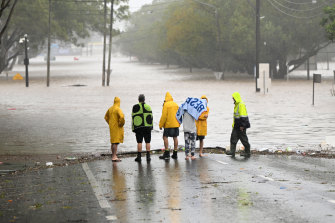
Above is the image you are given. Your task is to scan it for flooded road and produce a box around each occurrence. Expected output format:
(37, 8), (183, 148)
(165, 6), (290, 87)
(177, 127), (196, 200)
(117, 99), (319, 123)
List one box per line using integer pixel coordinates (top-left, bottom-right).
(0, 56), (334, 155)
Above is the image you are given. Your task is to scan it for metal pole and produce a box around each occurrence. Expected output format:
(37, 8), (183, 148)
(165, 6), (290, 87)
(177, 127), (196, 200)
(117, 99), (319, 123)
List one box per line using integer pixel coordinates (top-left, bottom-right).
(312, 74), (315, 106)
(47, 0), (51, 87)
(102, 0), (106, 86)
(215, 10), (224, 79)
(255, 0), (260, 92)
(106, 0), (114, 87)
(307, 58), (310, 80)
(263, 70), (265, 95)
(24, 35), (29, 87)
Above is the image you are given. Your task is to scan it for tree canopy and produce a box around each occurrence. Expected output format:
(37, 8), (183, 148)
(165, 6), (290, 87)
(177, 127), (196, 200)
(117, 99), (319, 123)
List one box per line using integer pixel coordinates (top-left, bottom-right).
(117, 0), (332, 79)
(321, 3), (335, 41)
(0, 0), (129, 73)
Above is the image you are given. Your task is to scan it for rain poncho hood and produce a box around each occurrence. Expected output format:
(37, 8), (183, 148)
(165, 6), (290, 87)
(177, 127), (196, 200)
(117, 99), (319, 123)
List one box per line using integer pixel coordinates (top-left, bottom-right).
(232, 92), (242, 104)
(165, 92), (173, 102)
(105, 97), (125, 143)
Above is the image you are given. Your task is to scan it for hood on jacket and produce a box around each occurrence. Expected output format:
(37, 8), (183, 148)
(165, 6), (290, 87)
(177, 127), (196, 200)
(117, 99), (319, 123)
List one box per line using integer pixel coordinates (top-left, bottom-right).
(232, 92), (242, 104)
(201, 95), (208, 102)
(114, 97), (121, 107)
(165, 92), (173, 102)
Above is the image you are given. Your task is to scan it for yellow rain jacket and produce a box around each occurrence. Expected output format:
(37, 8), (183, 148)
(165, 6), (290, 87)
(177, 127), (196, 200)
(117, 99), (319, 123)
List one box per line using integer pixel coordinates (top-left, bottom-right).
(232, 92), (250, 129)
(159, 92), (180, 129)
(196, 95), (209, 136)
(105, 97), (125, 143)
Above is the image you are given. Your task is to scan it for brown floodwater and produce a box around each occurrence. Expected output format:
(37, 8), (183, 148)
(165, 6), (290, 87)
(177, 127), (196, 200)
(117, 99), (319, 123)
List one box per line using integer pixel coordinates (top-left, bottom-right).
(0, 56), (334, 155)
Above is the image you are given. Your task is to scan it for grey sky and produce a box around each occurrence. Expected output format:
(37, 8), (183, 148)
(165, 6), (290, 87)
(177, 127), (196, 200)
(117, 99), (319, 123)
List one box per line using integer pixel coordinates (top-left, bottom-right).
(128, 0), (153, 12)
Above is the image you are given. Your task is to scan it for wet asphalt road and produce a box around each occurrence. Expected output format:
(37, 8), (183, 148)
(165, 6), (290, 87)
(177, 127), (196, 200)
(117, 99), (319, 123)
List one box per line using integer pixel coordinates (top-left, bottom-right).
(1, 154), (334, 223)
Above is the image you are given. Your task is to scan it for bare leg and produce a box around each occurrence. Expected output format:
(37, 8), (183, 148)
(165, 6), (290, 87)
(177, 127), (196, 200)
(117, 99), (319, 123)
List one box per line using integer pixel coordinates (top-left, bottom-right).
(112, 144), (119, 160)
(199, 139), (206, 157)
(137, 143), (142, 152)
(146, 143), (150, 151)
(173, 137), (178, 151)
(163, 136), (169, 150)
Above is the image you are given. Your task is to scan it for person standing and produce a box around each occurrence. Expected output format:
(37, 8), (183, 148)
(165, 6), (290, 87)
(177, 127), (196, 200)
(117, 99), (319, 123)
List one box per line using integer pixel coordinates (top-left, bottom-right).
(104, 97), (125, 162)
(183, 111), (197, 160)
(132, 94), (153, 162)
(159, 92), (180, 160)
(226, 92), (251, 158)
(196, 95), (209, 157)
(176, 97), (208, 160)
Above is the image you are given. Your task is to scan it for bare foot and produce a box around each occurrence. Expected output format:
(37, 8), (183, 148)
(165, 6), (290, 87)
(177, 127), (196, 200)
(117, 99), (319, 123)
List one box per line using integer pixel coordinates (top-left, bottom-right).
(185, 156), (190, 161)
(191, 156), (196, 160)
(199, 153), (207, 157)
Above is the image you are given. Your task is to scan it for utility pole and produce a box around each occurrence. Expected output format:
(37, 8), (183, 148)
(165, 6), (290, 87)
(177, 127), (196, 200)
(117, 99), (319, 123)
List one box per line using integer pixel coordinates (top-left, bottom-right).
(106, 0), (114, 87)
(102, 0), (107, 86)
(24, 34), (29, 87)
(47, 0), (51, 87)
(215, 9), (224, 79)
(255, 0), (260, 92)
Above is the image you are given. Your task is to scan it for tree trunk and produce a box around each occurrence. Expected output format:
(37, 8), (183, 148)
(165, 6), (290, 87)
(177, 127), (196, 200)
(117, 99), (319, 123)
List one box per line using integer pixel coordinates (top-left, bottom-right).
(274, 58), (287, 79)
(7, 55), (17, 71)
(270, 61), (277, 79)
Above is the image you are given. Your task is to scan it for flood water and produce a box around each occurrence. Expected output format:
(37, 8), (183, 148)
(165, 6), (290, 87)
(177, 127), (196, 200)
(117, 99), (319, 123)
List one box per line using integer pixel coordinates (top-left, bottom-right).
(0, 55), (334, 155)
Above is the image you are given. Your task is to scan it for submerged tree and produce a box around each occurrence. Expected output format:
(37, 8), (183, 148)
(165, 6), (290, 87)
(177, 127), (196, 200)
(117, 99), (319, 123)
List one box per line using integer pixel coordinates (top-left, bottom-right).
(321, 4), (335, 41)
(0, 0), (18, 72)
(117, 0), (332, 79)
(0, 0), (129, 74)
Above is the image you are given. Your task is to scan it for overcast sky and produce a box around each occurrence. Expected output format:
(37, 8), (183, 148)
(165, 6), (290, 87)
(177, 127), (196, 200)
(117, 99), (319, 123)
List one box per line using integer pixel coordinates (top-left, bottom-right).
(128, 0), (153, 12)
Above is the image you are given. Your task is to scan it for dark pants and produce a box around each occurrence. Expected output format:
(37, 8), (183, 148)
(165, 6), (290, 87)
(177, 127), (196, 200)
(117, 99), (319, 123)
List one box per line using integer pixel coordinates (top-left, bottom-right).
(230, 127), (250, 154)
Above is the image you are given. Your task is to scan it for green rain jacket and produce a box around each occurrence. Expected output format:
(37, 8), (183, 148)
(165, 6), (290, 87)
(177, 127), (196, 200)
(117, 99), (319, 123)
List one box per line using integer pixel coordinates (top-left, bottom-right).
(132, 103), (153, 132)
(232, 92), (250, 129)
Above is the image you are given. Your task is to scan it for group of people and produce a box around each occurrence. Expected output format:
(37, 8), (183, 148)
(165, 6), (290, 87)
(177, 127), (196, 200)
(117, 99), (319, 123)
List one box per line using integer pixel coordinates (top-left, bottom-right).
(104, 91), (251, 162)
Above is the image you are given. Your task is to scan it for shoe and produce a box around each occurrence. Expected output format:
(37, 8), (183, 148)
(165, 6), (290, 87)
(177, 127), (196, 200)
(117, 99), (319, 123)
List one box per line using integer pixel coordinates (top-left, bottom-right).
(135, 156), (141, 162)
(171, 150), (178, 159)
(159, 151), (170, 160)
(225, 151), (235, 158)
(146, 152), (151, 162)
(240, 152), (251, 158)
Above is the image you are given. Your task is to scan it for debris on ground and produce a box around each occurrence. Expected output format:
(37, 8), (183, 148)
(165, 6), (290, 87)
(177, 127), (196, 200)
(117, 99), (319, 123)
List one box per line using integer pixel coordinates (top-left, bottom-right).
(65, 157), (77, 161)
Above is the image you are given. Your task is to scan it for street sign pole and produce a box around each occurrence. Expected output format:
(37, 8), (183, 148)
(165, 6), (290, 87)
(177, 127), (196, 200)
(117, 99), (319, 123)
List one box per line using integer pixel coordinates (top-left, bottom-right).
(312, 73), (321, 106)
(24, 35), (29, 87)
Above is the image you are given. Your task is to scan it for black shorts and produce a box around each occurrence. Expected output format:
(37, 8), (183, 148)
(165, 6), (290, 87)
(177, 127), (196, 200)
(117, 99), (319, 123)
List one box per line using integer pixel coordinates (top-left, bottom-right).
(163, 128), (179, 137)
(135, 128), (151, 143)
(196, 135), (205, 140)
